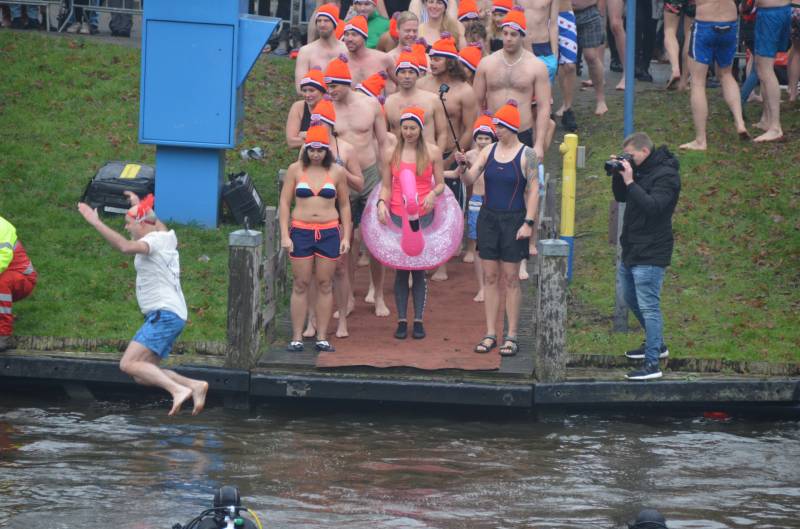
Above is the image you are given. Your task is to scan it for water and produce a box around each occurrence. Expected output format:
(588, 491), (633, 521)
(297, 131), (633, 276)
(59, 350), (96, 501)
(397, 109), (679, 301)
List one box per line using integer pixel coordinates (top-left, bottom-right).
(1, 395), (799, 529)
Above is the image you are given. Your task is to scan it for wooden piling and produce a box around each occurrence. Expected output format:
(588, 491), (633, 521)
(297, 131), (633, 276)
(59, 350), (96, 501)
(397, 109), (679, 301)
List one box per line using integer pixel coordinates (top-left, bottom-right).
(226, 228), (264, 369)
(535, 239), (569, 382)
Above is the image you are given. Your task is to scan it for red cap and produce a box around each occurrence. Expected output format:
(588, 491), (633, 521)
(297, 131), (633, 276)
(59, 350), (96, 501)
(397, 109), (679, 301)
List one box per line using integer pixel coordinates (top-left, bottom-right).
(311, 96), (336, 127)
(316, 3), (340, 27)
(300, 67), (328, 92)
(400, 106), (425, 129)
(492, 0), (512, 13)
(395, 47), (421, 75)
(305, 122), (331, 149)
(458, 0), (480, 21)
(501, 6), (526, 36)
(493, 99), (520, 132)
(458, 42), (483, 73)
(429, 33), (459, 59)
(344, 15), (369, 40)
(357, 70), (389, 98)
(324, 54), (352, 84)
(472, 112), (497, 140)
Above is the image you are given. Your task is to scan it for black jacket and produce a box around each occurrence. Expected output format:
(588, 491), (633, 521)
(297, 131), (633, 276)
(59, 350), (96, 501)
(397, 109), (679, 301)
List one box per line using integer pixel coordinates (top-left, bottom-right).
(612, 146), (681, 267)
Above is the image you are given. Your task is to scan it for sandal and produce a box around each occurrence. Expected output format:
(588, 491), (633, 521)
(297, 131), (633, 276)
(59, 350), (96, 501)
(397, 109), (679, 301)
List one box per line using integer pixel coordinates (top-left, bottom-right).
(286, 340), (304, 352)
(315, 340), (336, 352)
(474, 334), (497, 354)
(499, 337), (519, 357)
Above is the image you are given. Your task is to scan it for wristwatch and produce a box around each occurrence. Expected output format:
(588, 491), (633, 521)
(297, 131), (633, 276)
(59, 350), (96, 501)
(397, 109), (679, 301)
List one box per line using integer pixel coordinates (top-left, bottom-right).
(524, 218), (535, 227)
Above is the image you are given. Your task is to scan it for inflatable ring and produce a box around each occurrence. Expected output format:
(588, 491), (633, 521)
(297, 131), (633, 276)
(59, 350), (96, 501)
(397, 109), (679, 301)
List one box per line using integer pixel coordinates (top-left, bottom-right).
(361, 180), (464, 271)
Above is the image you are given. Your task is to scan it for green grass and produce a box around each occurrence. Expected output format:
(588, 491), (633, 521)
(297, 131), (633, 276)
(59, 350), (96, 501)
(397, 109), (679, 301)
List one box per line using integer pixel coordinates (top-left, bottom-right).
(0, 32), (296, 343)
(1, 31), (798, 363)
(566, 86), (800, 362)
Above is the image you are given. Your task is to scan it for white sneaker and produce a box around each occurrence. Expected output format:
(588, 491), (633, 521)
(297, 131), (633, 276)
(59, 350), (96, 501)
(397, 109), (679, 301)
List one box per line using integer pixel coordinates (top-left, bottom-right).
(79, 22), (90, 34)
(66, 21), (81, 33)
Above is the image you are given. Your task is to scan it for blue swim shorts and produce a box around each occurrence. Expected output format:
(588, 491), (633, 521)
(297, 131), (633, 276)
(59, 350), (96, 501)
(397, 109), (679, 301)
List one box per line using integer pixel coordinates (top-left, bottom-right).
(538, 54), (558, 82)
(689, 20), (738, 68)
(754, 5), (792, 58)
(467, 194), (483, 241)
(289, 219), (341, 260)
(133, 310), (186, 359)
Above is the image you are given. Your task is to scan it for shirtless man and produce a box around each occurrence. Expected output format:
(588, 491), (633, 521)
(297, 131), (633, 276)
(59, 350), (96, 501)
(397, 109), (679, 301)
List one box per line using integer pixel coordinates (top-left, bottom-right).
(473, 7), (551, 163)
(556, 0), (579, 131)
(518, 0), (559, 84)
(752, 0), (792, 142)
(342, 15), (398, 91)
(294, 3), (348, 94)
(571, 0), (607, 115)
(680, 0), (749, 150)
(387, 11), (421, 63)
(325, 56), (392, 317)
(384, 49), (449, 156)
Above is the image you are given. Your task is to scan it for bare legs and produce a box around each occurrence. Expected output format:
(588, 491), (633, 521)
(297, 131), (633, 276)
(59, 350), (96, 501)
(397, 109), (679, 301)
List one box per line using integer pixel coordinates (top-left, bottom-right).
(291, 256), (338, 342)
(481, 259), (522, 346)
(663, 11), (685, 88)
(754, 54), (784, 142)
(290, 258), (313, 342)
(120, 342), (208, 416)
(557, 62), (577, 115)
(681, 60), (747, 150)
(789, 41), (800, 103)
(333, 252), (354, 338)
(607, 0), (626, 90)
(583, 47), (608, 115)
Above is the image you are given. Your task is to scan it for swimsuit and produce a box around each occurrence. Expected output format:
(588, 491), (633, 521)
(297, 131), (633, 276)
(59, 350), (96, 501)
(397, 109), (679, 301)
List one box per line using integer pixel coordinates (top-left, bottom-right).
(558, 11), (578, 65)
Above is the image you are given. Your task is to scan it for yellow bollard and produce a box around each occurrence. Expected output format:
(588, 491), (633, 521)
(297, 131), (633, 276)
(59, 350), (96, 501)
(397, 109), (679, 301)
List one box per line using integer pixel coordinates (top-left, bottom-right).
(558, 133), (578, 280)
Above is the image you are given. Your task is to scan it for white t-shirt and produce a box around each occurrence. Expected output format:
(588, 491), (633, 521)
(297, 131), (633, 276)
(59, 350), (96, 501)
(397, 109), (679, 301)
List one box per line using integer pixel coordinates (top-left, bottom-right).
(134, 230), (188, 321)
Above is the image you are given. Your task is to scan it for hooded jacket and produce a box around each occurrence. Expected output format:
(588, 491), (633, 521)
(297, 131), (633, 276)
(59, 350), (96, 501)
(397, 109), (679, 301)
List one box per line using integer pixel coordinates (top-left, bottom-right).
(612, 145), (681, 267)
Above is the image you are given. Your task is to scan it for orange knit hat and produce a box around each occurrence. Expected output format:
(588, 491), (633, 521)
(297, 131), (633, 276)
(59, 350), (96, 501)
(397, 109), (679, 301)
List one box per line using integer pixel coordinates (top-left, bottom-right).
(325, 54), (352, 84)
(300, 67), (328, 93)
(305, 122), (331, 149)
(335, 19), (345, 39)
(501, 6), (526, 36)
(344, 15), (369, 40)
(316, 3), (340, 27)
(389, 14), (399, 40)
(395, 47), (421, 75)
(312, 96), (336, 127)
(458, 0), (480, 21)
(458, 41), (483, 73)
(429, 33), (459, 59)
(472, 112), (497, 140)
(357, 70), (389, 98)
(412, 39), (429, 71)
(400, 106), (425, 129)
(493, 99), (520, 132)
(492, 0), (512, 12)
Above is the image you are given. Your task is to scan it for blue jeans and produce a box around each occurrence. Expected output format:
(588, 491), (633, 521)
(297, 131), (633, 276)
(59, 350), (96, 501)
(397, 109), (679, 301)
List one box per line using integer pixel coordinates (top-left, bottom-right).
(66, 0), (100, 27)
(618, 263), (666, 366)
(10, 4), (39, 19)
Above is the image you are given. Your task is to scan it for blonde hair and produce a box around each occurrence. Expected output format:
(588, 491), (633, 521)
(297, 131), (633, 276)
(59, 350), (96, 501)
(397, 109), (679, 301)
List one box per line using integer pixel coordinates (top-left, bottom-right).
(391, 123), (431, 177)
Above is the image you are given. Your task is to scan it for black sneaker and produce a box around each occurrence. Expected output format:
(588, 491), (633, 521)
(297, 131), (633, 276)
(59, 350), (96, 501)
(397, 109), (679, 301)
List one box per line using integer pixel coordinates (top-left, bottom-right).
(625, 343), (669, 360)
(561, 108), (578, 132)
(625, 363), (663, 381)
(412, 321), (426, 339)
(394, 321), (408, 339)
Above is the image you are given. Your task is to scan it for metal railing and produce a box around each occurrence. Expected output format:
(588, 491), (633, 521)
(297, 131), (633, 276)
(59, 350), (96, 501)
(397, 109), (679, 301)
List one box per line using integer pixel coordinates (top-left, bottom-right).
(56, 0), (142, 32)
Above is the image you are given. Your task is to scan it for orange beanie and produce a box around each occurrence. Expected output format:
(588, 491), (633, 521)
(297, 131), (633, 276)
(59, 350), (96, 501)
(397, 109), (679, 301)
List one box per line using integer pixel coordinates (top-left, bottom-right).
(472, 112), (497, 140)
(316, 3), (340, 27)
(458, 42), (483, 73)
(395, 48), (421, 75)
(493, 99), (520, 132)
(412, 39), (429, 71)
(492, 0), (512, 13)
(324, 54), (352, 84)
(300, 67), (328, 92)
(312, 96), (336, 127)
(501, 6), (526, 36)
(344, 15), (369, 40)
(458, 0), (480, 21)
(429, 33), (459, 59)
(305, 122), (331, 149)
(357, 70), (389, 98)
(400, 106), (425, 129)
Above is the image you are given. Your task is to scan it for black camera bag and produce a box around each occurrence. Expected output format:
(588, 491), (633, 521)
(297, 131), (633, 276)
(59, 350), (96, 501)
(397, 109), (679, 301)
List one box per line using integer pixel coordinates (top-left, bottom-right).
(81, 161), (156, 215)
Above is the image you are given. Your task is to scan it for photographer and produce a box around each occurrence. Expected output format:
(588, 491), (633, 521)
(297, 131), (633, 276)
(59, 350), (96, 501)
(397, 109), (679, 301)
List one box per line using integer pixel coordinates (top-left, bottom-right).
(610, 132), (681, 381)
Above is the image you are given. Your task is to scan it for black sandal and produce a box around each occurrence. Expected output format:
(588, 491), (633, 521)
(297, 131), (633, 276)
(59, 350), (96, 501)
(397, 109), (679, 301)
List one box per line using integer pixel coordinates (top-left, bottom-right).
(315, 340), (336, 352)
(286, 340), (304, 352)
(499, 337), (519, 357)
(474, 334), (497, 354)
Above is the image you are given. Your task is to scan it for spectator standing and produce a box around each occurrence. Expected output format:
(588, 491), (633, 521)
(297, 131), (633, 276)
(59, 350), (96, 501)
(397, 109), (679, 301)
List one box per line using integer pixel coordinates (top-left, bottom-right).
(9, 4), (39, 29)
(0, 215), (37, 353)
(610, 133), (681, 381)
(354, 0), (391, 48)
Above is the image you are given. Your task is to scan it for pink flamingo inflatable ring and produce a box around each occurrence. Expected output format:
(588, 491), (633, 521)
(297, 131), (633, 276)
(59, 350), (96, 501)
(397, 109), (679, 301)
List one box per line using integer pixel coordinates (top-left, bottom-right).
(361, 168), (464, 270)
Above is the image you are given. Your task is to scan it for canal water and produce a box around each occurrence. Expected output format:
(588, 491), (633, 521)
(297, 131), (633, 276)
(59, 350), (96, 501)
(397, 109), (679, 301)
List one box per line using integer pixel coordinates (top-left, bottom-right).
(0, 395), (798, 529)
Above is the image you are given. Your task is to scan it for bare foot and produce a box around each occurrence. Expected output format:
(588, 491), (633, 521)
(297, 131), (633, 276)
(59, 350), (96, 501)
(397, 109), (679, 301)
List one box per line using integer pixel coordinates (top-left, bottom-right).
(581, 79), (593, 88)
(365, 284), (375, 304)
(374, 297), (390, 317)
(357, 252), (370, 267)
(519, 261), (529, 281)
(679, 140), (707, 151)
(333, 297), (355, 319)
(555, 105), (565, 117)
(431, 268), (448, 281)
(302, 323), (316, 338)
(753, 129), (784, 143)
(169, 386), (192, 416)
(594, 102), (608, 116)
(746, 93), (763, 103)
(752, 120), (768, 131)
(473, 289), (484, 303)
(336, 321), (349, 338)
(191, 381), (209, 416)
(615, 79), (625, 91)
(462, 252), (475, 263)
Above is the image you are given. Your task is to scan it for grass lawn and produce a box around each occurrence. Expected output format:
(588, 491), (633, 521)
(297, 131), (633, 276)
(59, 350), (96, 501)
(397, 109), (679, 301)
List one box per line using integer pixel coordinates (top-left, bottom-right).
(1, 31), (798, 363)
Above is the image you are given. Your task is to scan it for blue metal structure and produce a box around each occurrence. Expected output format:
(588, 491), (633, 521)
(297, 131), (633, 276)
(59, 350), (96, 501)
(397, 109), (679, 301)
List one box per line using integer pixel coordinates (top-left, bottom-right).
(139, 0), (279, 227)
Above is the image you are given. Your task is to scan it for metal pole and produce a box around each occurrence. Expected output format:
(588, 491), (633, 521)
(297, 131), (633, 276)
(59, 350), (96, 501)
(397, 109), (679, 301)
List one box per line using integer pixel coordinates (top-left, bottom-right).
(559, 134), (578, 281)
(613, 0), (637, 332)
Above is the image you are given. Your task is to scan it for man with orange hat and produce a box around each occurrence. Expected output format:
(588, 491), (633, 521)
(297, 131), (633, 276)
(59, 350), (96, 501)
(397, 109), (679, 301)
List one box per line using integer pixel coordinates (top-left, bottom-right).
(458, 41), (484, 83)
(342, 15), (397, 89)
(353, 0), (390, 49)
(295, 3), (348, 94)
(474, 6), (551, 163)
(324, 54), (392, 318)
(0, 215), (37, 353)
(77, 195), (209, 416)
(385, 48), (448, 154)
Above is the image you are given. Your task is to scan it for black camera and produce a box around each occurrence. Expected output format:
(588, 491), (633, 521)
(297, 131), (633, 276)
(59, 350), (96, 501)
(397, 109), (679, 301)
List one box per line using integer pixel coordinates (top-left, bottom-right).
(604, 153), (634, 176)
(172, 485), (260, 529)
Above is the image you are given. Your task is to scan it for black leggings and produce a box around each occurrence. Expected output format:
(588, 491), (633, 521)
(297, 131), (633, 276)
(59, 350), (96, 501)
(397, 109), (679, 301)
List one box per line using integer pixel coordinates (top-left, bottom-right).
(394, 270), (427, 322)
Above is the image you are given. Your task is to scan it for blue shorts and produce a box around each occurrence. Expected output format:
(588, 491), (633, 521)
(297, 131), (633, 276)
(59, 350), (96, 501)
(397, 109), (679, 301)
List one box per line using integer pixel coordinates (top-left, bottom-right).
(532, 42), (558, 82)
(755, 5), (792, 58)
(133, 310), (186, 359)
(289, 220), (341, 260)
(689, 20), (738, 68)
(467, 194), (483, 240)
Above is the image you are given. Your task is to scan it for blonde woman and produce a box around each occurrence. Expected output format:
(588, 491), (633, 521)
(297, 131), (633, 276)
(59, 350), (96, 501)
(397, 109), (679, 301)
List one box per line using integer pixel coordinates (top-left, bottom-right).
(418, 0), (465, 48)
